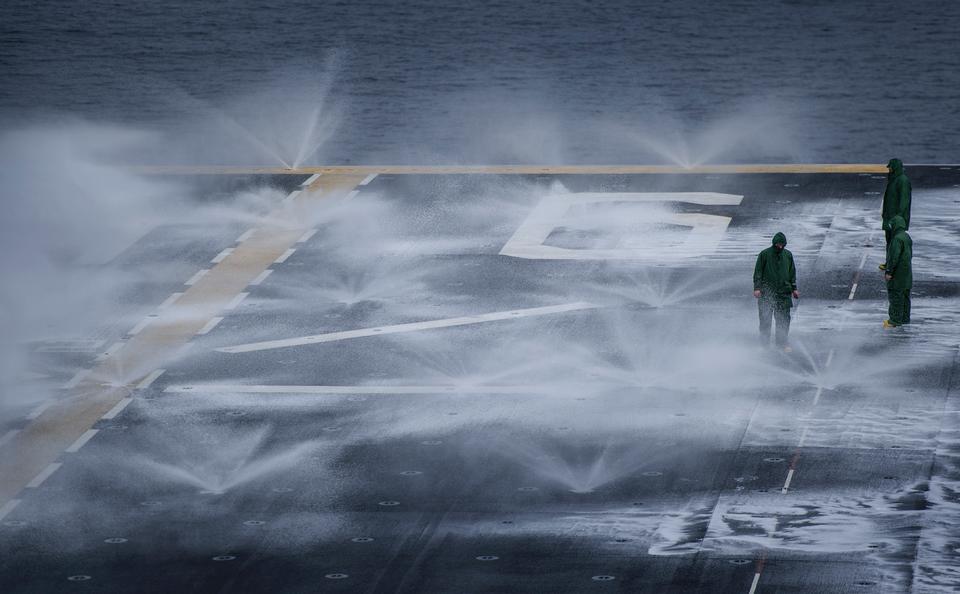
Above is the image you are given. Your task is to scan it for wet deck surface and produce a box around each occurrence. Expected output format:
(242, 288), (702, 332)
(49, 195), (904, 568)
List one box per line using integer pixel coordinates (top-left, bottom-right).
(3, 168), (960, 592)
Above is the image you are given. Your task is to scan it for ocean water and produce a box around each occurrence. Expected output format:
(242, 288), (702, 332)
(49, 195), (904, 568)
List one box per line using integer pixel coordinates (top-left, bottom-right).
(1, 0), (959, 164)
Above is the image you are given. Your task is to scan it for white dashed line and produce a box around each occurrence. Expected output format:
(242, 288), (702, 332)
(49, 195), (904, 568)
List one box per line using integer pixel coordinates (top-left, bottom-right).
(26, 463), (62, 488)
(224, 293), (248, 311)
(0, 429), (19, 447)
(249, 269), (273, 286)
(218, 302), (598, 353)
(781, 468), (795, 494)
(185, 269), (209, 286)
(65, 429), (98, 453)
(159, 292), (183, 309)
(236, 229), (256, 242)
(825, 348), (835, 367)
(748, 571), (762, 594)
(136, 369), (166, 390)
(847, 283), (859, 301)
(62, 369), (90, 390)
(0, 499), (21, 521)
(102, 397), (133, 419)
(858, 251), (869, 270)
(95, 341), (125, 362)
(211, 248), (234, 263)
(274, 249), (296, 264)
(812, 386), (824, 406)
(197, 317), (224, 335)
(282, 190), (302, 205)
(797, 426), (809, 447)
(26, 401), (54, 419)
(302, 173), (322, 186)
(359, 173), (378, 186)
(297, 229), (317, 243)
(128, 317), (153, 336)
(345, 190), (360, 200)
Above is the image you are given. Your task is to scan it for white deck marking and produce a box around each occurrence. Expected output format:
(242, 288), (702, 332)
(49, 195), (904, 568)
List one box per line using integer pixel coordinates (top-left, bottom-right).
(359, 173), (378, 185)
(249, 269), (273, 286)
(197, 317), (224, 335)
(858, 251), (869, 270)
(297, 229), (317, 243)
(282, 190), (302, 205)
(211, 247), (234, 263)
(165, 384), (547, 395)
(345, 190), (359, 200)
(26, 401), (54, 419)
(274, 249), (296, 264)
(136, 369), (166, 390)
(62, 369), (90, 390)
(159, 292), (183, 309)
(748, 572), (762, 594)
(102, 397), (133, 419)
(236, 229), (256, 242)
(812, 386), (824, 406)
(224, 293), (248, 311)
(781, 469), (795, 494)
(847, 283), (859, 300)
(128, 317), (153, 336)
(95, 341), (125, 362)
(825, 348), (835, 367)
(185, 269), (210, 286)
(0, 499), (20, 521)
(0, 430), (19, 447)
(301, 173), (322, 186)
(797, 427), (809, 447)
(26, 463), (62, 488)
(217, 302), (598, 353)
(65, 429), (99, 453)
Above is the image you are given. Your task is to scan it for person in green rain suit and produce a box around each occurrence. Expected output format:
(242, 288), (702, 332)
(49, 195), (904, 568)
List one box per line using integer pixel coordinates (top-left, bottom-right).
(880, 158), (911, 251)
(753, 232), (799, 350)
(883, 215), (912, 327)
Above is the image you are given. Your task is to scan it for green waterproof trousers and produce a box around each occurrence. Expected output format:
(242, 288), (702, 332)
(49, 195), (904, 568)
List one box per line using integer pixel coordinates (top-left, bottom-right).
(887, 286), (911, 326)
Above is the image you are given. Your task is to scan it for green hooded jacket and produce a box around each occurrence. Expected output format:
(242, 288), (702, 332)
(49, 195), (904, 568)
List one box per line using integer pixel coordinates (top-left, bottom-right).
(753, 232), (797, 304)
(882, 158), (911, 231)
(884, 215), (913, 290)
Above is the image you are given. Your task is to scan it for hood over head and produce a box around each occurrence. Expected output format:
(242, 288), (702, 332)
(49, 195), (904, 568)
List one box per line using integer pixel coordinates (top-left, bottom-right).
(890, 215), (907, 233)
(887, 158), (904, 178)
(772, 231), (787, 247)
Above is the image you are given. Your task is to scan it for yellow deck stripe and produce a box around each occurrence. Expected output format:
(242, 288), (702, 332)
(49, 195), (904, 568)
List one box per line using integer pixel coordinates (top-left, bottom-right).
(0, 175), (366, 507)
(130, 164), (890, 175)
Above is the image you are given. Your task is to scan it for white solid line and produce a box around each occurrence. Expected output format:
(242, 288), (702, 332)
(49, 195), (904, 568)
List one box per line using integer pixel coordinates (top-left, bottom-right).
(858, 252), (869, 270)
(345, 190), (360, 200)
(748, 572), (761, 594)
(224, 293), (248, 311)
(65, 429), (99, 453)
(211, 248), (234, 263)
(812, 386), (824, 406)
(102, 397), (133, 419)
(165, 384), (546, 395)
(847, 283), (858, 301)
(218, 302), (599, 354)
(26, 462), (62, 488)
(159, 292), (183, 309)
(360, 173), (378, 185)
(26, 401), (54, 419)
(197, 317), (224, 335)
(302, 173), (322, 186)
(0, 429), (19, 447)
(0, 499), (21, 521)
(781, 468), (795, 494)
(297, 229), (317, 243)
(274, 249), (296, 264)
(236, 229), (256, 242)
(185, 269), (209, 286)
(95, 341), (125, 362)
(136, 369), (166, 390)
(282, 190), (302, 205)
(128, 317), (153, 336)
(63, 369), (90, 389)
(250, 269), (273, 286)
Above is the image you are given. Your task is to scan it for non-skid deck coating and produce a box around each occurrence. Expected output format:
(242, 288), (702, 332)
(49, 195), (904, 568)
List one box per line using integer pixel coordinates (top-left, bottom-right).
(3, 167), (960, 593)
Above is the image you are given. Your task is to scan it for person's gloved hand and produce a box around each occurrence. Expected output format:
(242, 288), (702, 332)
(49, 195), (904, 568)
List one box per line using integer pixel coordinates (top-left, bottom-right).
(753, 290), (761, 298)
(792, 290), (800, 299)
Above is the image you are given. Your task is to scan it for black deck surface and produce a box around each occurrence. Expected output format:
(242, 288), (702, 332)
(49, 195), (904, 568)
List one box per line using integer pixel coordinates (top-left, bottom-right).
(3, 168), (960, 592)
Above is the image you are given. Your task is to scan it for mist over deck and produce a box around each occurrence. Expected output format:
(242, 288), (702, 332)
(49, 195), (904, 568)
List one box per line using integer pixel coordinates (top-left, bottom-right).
(2, 165), (960, 593)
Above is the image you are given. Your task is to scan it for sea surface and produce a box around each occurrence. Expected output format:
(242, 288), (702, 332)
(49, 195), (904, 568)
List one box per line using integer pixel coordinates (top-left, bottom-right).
(1, 0), (959, 164)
